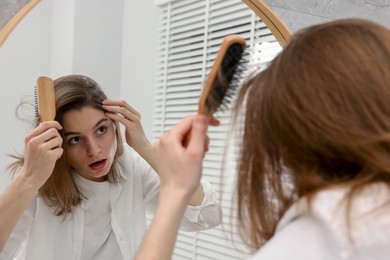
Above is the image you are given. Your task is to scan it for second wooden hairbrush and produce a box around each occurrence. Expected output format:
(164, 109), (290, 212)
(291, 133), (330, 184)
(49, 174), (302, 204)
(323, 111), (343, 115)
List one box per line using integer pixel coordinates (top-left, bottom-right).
(185, 35), (247, 146)
(35, 76), (56, 122)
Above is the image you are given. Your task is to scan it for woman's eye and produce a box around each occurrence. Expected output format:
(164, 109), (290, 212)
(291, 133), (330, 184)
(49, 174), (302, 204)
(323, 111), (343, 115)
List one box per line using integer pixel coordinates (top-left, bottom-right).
(97, 126), (107, 135)
(69, 136), (80, 145)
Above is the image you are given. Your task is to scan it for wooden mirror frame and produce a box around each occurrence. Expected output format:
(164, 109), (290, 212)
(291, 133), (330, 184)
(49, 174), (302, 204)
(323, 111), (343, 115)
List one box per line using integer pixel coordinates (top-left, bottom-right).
(0, 0), (289, 48)
(0, 0), (41, 47)
(242, 0), (291, 46)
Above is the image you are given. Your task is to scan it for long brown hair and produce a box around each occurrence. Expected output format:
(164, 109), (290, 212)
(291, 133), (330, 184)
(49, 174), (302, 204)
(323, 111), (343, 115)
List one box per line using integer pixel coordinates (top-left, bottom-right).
(234, 19), (390, 250)
(10, 75), (124, 215)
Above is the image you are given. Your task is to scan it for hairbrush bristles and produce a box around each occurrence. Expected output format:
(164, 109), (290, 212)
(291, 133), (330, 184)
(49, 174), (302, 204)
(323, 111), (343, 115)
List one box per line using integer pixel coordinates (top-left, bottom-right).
(199, 35), (247, 116)
(206, 43), (247, 113)
(34, 86), (39, 118)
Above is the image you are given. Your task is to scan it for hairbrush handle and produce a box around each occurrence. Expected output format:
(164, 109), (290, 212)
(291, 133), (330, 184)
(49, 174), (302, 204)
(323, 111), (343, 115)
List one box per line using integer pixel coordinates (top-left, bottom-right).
(242, 0), (291, 46)
(36, 76), (56, 122)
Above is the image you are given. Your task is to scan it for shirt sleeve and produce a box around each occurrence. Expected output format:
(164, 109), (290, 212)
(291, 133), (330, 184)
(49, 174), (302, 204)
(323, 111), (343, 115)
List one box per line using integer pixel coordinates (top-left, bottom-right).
(1, 196), (37, 259)
(179, 180), (222, 231)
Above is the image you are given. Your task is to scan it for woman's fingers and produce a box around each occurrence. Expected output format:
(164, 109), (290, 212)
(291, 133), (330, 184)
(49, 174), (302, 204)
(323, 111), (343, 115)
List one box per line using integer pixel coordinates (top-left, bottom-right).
(24, 121), (62, 144)
(22, 121), (64, 187)
(104, 106), (140, 121)
(102, 99), (141, 117)
(28, 128), (62, 153)
(102, 99), (141, 131)
(186, 115), (209, 155)
(27, 132), (63, 157)
(41, 134), (63, 151)
(104, 111), (131, 126)
(209, 116), (220, 126)
(102, 99), (149, 152)
(103, 99), (139, 113)
(162, 115), (209, 154)
(153, 115), (210, 199)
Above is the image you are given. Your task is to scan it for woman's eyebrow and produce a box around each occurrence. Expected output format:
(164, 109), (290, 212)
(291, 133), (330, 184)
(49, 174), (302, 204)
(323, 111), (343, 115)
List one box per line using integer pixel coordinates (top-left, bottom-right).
(93, 118), (110, 129)
(63, 118), (110, 136)
(63, 130), (79, 137)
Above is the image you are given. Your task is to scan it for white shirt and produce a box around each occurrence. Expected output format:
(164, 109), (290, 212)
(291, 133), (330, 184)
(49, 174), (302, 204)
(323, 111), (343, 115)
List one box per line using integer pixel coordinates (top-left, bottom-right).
(73, 173), (121, 260)
(1, 144), (222, 260)
(248, 183), (390, 260)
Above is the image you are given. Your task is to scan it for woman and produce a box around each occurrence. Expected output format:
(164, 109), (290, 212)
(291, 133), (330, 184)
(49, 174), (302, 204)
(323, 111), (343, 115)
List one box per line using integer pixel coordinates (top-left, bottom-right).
(135, 18), (390, 259)
(0, 75), (222, 259)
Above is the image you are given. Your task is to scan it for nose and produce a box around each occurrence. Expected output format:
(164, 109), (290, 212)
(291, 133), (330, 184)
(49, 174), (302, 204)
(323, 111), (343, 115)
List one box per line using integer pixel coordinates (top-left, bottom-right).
(86, 138), (101, 156)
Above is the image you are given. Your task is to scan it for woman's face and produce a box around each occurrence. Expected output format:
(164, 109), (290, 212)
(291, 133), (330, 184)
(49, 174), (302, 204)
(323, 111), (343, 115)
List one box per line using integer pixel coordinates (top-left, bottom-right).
(62, 106), (117, 182)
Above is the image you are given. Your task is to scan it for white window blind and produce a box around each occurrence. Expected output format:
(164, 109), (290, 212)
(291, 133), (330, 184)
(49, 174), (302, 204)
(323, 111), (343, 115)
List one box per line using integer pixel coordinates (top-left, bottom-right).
(152, 0), (282, 259)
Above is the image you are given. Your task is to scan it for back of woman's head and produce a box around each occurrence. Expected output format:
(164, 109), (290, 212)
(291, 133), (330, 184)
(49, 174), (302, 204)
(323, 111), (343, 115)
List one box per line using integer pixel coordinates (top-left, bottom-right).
(235, 18), (390, 249)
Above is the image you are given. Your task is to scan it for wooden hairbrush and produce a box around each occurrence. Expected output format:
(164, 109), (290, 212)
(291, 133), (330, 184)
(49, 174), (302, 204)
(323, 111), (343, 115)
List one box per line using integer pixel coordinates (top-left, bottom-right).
(185, 35), (247, 146)
(35, 76), (56, 122)
(198, 35), (246, 116)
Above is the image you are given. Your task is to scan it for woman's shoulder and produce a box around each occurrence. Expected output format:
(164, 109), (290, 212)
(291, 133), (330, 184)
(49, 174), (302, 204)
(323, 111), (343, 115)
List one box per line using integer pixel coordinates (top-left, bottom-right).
(249, 211), (338, 260)
(274, 183), (390, 259)
(310, 183), (390, 224)
(280, 183), (390, 224)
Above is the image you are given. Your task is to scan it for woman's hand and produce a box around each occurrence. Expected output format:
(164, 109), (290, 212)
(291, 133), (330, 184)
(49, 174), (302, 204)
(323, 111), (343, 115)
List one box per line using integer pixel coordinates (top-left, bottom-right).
(102, 99), (150, 153)
(153, 115), (210, 200)
(22, 121), (63, 189)
(0, 121), (62, 250)
(135, 115), (210, 260)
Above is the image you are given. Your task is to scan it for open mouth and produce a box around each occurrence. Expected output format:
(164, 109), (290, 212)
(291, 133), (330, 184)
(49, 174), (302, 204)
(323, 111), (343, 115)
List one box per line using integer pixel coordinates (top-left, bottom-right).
(88, 159), (107, 170)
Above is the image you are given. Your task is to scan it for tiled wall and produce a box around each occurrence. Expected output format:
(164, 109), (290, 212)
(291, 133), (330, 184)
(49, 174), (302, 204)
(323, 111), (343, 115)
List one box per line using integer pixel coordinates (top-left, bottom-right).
(263, 0), (390, 32)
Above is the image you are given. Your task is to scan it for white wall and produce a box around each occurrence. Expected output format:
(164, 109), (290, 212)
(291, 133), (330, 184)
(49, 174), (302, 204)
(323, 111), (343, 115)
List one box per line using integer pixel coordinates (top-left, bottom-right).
(120, 0), (158, 138)
(49, 0), (75, 76)
(0, 0), (159, 191)
(72, 0), (124, 99)
(0, 0), (52, 191)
